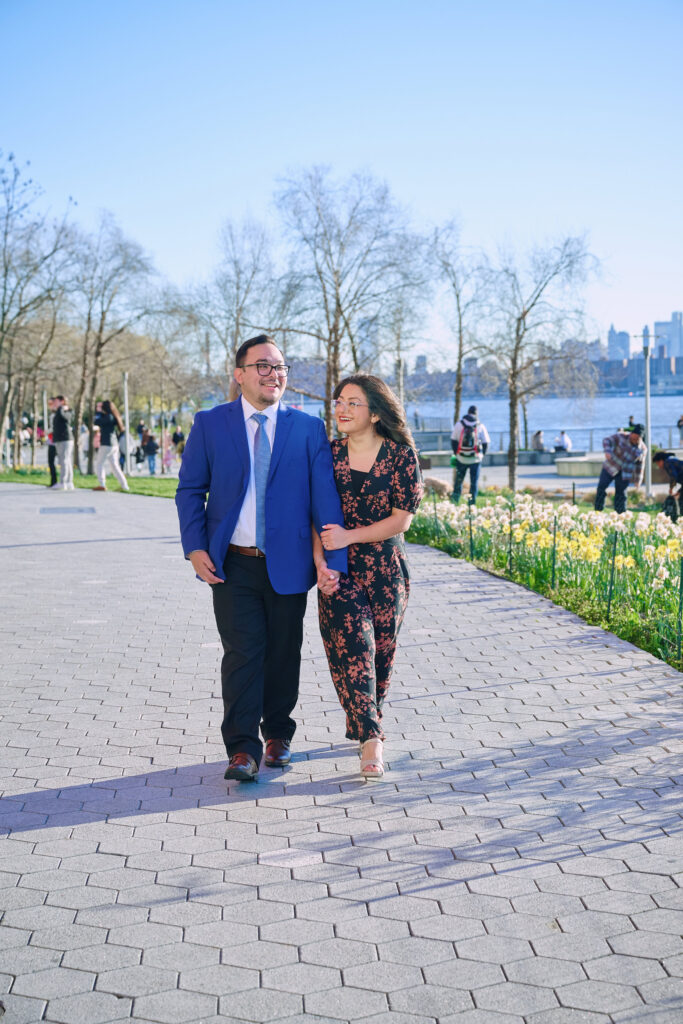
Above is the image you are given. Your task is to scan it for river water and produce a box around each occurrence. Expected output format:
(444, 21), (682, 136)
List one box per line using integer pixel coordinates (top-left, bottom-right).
(404, 393), (683, 450)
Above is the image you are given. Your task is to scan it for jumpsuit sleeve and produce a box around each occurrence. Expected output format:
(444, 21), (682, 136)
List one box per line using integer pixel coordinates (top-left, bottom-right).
(391, 445), (424, 513)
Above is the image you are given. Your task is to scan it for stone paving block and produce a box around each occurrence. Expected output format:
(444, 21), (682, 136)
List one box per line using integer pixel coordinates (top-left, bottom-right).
(557, 979), (642, 1013)
(44, 989), (133, 1023)
(304, 985), (388, 1020)
(142, 941), (220, 971)
(11, 966), (95, 999)
(300, 937), (377, 967)
(526, 1011), (610, 1024)
(343, 960), (423, 992)
(178, 963), (259, 994)
(378, 936), (454, 966)
(134, 988), (218, 1022)
(220, 939), (299, 969)
(260, 918), (335, 946)
(455, 934), (533, 963)
(424, 959), (505, 990)
(31, 922), (108, 950)
(0, 993), (48, 1023)
(608, 930), (683, 959)
(107, 921), (183, 948)
(262, 962), (342, 993)
(62, 944), (142, 973)
(389, 984), (472, 1017)
(96, 964), (179, 996)
(220, 987), (303, 1021)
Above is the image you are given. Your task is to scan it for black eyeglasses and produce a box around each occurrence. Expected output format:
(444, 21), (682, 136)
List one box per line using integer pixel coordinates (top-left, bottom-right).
(239, 362), (290, 377)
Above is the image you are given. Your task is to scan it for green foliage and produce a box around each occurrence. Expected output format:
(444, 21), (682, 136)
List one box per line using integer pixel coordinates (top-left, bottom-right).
(0, 468), (178, 498)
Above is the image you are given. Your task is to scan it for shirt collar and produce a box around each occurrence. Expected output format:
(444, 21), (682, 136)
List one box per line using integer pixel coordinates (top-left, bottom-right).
(240, 395), (279, 424)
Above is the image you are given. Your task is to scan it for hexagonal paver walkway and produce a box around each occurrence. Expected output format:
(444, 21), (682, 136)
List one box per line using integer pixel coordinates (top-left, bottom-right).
(1, 482), (682, 1024)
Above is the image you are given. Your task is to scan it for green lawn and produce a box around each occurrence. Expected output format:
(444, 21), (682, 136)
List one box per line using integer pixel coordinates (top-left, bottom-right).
(0, 467), (179, 498)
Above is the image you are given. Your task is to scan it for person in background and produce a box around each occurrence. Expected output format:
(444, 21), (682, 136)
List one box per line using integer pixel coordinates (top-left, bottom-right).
(117, 429), (129, 471)
(46, 397), (58, 488)
(531, 430), (545, 452)
(677, 415), (683, 443)
(52, 395), (74, 491)
(137, 419), (146, 442)
(594, 424), (646, 514)
(172, 426), (185, 449)
(554, 430), (572, 452)
(93, 400), (130, 492)
(653, 451), (683, 515)
(144, 432), (159, 475)
(450, 405), (490, 505)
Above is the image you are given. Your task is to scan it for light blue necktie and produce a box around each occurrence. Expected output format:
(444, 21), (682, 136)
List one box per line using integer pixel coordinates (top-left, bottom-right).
(251, 413), (271, 551)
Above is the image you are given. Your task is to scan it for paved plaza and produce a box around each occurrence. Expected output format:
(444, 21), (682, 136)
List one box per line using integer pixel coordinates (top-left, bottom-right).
(1, 482), (682, 1024)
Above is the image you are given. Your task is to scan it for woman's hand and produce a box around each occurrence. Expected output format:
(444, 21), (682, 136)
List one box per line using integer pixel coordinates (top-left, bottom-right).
(320, 524), (352, 551)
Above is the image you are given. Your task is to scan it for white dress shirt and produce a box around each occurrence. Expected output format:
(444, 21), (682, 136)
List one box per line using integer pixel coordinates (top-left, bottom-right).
(230, 396), (279, 547)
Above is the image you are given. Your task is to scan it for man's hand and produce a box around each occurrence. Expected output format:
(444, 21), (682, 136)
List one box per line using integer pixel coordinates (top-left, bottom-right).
(189, 549), (223, 584)
(316, 560), (340, 596)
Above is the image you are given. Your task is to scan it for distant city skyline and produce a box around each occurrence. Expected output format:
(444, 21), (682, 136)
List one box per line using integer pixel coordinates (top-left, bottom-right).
(3, 0), (681, 348)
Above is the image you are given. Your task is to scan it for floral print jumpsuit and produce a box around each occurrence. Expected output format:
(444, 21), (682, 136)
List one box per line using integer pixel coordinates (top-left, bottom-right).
(318, 437), (424, 742)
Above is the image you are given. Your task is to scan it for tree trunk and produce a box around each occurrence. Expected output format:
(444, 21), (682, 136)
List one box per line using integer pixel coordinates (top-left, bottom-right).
(30, 379), (38, 468)
(13, 378), (25, 468)
(507, 389), (518, 491)
(0, 378), (15, 470)
(453, 330), (463, 424)
(520, 399), (529, 449)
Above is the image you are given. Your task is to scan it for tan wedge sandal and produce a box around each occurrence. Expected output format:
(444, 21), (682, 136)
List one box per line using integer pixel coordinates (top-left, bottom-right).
(360, 738), (384, 780)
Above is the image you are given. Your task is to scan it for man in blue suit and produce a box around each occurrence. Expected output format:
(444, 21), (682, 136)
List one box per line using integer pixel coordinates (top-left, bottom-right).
(176, 335), (347, 781)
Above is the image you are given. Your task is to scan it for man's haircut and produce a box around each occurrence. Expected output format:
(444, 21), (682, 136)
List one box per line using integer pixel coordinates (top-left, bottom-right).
(53, 395), (65, 402)
(653, 451), (674, 462)
(234, 334), (282, 368)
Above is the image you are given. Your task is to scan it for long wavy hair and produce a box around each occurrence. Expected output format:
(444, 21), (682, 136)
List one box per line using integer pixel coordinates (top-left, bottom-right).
(101, 400), (124, 434)
(334, 374), (416, 450)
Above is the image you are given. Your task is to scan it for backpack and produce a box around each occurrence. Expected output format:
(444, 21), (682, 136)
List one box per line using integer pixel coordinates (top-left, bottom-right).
(457, 420), (480, 457)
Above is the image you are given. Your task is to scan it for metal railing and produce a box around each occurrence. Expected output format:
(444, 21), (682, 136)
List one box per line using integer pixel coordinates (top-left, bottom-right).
(413, 422), (681, 452)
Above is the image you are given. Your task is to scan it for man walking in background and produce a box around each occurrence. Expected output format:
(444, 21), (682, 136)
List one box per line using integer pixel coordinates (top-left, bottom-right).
(176, 334), (346, 782)
(594, 424), (647, 513)
(52, 395), (74, 491)
(451, 404), (490, 504)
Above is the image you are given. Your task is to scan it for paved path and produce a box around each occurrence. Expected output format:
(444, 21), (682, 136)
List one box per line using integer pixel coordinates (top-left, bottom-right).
(1, 482), (682, 1024)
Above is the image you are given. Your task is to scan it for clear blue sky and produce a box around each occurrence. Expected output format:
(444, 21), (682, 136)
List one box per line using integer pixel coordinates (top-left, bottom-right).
(3, 0), (681, 347)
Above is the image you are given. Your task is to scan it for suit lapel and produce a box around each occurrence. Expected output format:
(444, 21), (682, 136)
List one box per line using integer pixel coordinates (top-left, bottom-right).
(269, 405), (294, 479)
(222, 400), (250, 477)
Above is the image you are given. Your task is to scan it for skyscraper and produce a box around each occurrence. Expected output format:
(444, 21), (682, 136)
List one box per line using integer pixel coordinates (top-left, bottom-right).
(607, 325), (630, 360)
(654, 312), (683, 359)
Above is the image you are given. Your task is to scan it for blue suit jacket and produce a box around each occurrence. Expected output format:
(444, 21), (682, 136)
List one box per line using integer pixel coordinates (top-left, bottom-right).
(175, 400), (347, 593)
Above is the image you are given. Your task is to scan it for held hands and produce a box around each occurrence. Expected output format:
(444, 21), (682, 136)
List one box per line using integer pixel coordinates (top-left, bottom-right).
(320, 523), (352, 551)
(316, 560), (340, 596)
(189, 549), (223, 584)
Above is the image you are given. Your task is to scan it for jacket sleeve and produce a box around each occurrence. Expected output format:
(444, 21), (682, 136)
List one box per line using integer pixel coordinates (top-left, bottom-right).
(310, 423), (347, 575)
(175, 414), (211, 557)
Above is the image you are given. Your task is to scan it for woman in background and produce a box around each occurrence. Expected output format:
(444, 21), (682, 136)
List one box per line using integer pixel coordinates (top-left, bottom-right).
(315, 375), (423, 780)
(93, 400), (129, 492)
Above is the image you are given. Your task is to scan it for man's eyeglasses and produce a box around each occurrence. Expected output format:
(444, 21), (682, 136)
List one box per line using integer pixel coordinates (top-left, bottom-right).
(239, 362), (290, 377)
(333, 398), (368, 410)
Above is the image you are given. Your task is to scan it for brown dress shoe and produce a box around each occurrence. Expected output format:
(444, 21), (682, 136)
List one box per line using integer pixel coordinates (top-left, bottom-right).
(224, 753), (259, 782)
(264, 739), (291, 767)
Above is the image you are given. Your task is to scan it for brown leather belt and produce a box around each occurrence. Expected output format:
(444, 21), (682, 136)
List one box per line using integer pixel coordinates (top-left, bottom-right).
(228, 544), (265, 558)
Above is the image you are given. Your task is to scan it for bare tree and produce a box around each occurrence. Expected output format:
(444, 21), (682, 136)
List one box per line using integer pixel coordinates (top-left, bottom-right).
(479, 236), (598, 490)
(70, 213), (154, 472)
(431, 220), (489, 423)
(0, 152), (74, 463)
(276, 167), (422, 431)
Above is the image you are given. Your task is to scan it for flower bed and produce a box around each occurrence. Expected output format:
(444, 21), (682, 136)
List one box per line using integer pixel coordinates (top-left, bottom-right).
(407, 494), (683, 669)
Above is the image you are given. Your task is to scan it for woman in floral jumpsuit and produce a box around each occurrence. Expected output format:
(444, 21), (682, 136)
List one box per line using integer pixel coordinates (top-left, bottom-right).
(316, 374), (424, 779)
